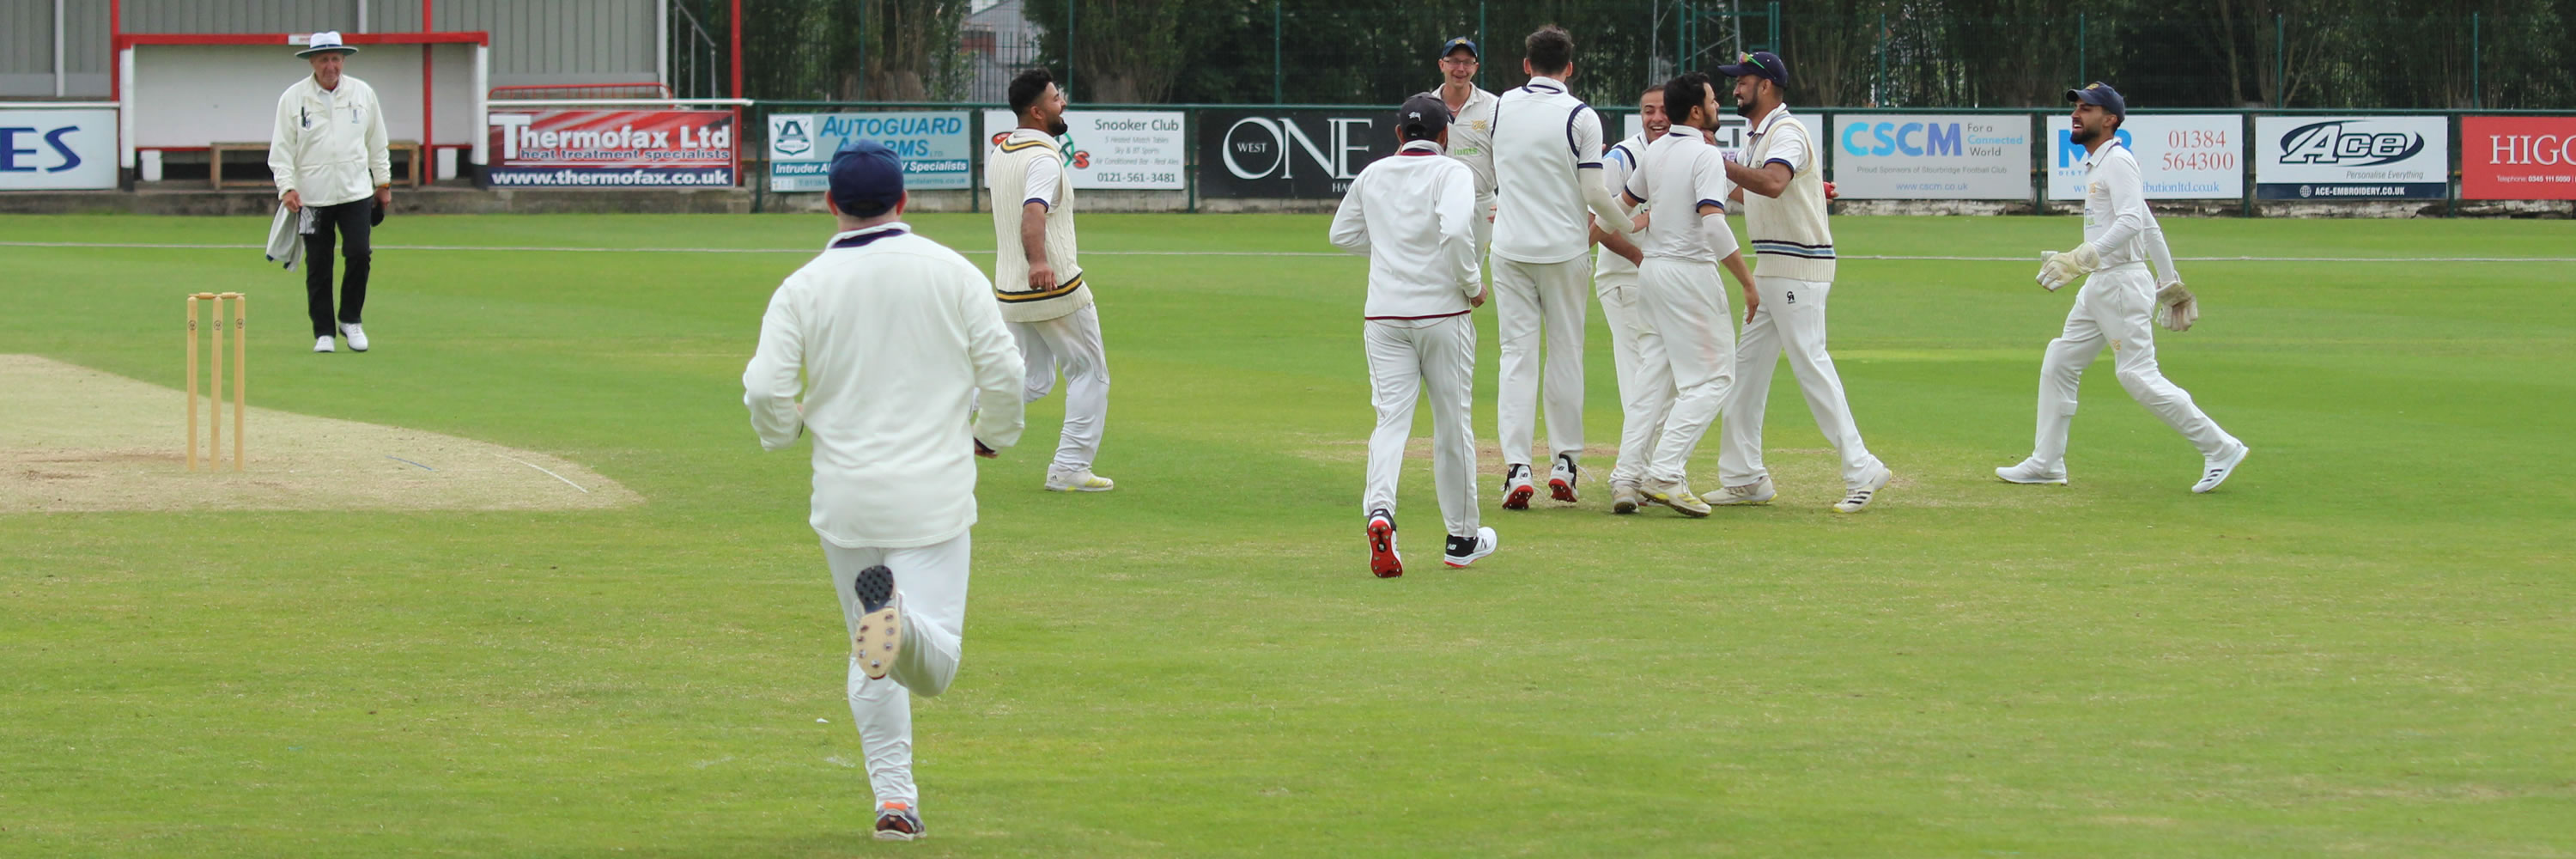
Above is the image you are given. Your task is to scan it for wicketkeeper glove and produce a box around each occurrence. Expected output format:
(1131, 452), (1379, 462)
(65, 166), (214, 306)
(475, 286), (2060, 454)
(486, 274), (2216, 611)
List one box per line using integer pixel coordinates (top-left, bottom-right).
(2035, 242), (2102, 292)
(2154, 280), (2198, 332)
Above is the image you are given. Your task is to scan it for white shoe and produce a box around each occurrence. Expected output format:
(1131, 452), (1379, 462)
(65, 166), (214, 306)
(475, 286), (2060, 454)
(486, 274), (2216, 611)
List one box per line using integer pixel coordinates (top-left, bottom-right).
(1710, 477), (1776, 506)
(1833, 465), (1893, 513)
(850, 564), (902, 681)
(1641, 478), (1711, 517)
(339, 321), (368, 352)
(1499, 464), (1534, 510)
(313, 335), (335, 353)
(1044, 468), (1115, 492)
(1995, 458), (2069, 484)
(1546, 453), (1581, 503)
(1610, 481), (1641, 515)
(1443, 527), (1498, 568)
(2191, 442), (2250, 494)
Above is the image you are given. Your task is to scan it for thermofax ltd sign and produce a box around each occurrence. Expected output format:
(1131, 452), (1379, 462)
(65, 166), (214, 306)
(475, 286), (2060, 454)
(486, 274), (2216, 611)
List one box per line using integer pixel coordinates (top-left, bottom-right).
(0, 107), (118, 191)
(2048, 115), (2243, 200)
(2254, 116), (2446, 199)
(769, 112), (969, 192)
(1195, 111), (1398, 198)
(2460, 116), (2576, 200)
(1832, 114), (2032, 199)
(486, 109), (736, 187)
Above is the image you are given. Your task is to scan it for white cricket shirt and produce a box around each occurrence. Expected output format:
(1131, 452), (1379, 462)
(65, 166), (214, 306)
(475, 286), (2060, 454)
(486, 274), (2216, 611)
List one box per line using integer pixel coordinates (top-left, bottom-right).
(1489, 76), (1607, 264)
(2079, 143), (2178, 278)
(744, 222), (1028, 549)
(1594, 132), (1649, 277)
(268, 74), (391, 207)
(1328, 140), (1483, 322)
(1440, 85), (1501, 199)
(1625, 130), (1740, 263)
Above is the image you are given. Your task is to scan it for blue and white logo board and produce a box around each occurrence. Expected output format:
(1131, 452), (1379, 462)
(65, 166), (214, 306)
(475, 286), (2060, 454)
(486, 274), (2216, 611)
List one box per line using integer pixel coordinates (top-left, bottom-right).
(1830, 114), (2032, 199)
(1, 108), (118, 191)
(767, 112), (972, 192)
(2048, 115), (2244, 200)
(2254, 115), (2448, 200)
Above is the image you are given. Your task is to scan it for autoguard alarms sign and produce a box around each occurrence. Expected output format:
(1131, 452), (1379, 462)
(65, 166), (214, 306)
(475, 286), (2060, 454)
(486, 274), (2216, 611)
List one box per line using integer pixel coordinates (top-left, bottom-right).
(2254, 116), (2445, 199)
(487, 109), (737, 187)
(2461, 116), (2576, 200)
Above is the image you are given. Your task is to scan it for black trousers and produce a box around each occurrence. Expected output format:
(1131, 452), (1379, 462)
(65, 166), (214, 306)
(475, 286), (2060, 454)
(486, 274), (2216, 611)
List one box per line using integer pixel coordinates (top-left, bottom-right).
(303, 199), (372, 338)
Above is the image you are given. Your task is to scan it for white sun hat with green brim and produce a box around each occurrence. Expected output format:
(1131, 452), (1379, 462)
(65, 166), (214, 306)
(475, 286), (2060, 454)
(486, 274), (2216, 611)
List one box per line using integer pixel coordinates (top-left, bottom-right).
(295, 31), (358, 58)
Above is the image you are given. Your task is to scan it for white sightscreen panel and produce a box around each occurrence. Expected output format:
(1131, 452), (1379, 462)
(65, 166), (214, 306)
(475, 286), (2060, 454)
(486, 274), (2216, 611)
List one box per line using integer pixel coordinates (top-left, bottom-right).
(134, 43), (477, 148)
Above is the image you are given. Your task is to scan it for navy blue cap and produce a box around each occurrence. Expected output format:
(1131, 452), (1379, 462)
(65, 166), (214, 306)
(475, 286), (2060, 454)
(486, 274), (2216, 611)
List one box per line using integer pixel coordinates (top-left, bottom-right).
(1716, 51), (1788, 86)
(1399, 92), (1452, 141)
(2067, 81), (2126, 117)
(828, 139), (903, 217)
(1440, 37), (1478, 59)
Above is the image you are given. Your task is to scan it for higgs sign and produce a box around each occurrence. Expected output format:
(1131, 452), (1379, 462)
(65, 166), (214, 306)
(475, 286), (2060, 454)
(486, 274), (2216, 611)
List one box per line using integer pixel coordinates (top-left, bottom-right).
(2255, 116), (2447, 199)
(1831, 114), (2032, 199)
(0, 107), (118, 191)
(1196, 111), (1397, 198)
(2049, 114), (2243, 200)
(769, 112), (970, 192)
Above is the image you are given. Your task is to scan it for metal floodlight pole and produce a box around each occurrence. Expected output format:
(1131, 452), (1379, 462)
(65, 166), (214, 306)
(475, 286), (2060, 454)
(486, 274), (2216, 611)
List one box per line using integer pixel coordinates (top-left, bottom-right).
(2077, 14), (2086, 84)
(1476, 1), (1485, 90)
(1066, 0), (1076, 101)
(2470, 12), (2480, 109)
(1875, 11), (1886, 106)
(1273, 1), (1282, 105)
(857, 0), (868, 100)
(2273, 15), (2284, 108)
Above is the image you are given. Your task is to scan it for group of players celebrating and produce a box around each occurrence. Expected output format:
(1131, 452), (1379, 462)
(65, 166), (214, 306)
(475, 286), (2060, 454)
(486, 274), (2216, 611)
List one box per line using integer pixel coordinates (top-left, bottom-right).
(1334, 27), (2250, 577)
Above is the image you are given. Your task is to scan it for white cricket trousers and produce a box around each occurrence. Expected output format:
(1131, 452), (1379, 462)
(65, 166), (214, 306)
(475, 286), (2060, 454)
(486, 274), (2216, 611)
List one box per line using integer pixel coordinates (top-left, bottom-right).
(823, 532), (972, 809)
(1633, 258), (1738, 485)
(1011, 304), (1109, 472)
(1492, 257), (1589, 468)
(1717, 276), (1884, 489)
(2029, 263), (2238, 464)
(1595, 271), (1663, 487)
(1361, 315), (1481, 538)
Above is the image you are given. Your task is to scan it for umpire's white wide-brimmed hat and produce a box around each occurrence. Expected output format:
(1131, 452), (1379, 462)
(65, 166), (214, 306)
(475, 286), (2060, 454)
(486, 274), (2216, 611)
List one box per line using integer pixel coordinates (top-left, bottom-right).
(296, 31), (358, 58)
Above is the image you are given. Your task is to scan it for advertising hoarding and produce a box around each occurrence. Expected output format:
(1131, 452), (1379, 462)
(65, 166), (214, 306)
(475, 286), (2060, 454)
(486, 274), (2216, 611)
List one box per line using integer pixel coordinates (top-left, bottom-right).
(0, 108), (118, 191)
(2047, 114), (2243, 200)
(2253, 115), (2446, 200)
(981, 110), (1186, 191)
(1831, 114), (2032, 199)
(768, 112), (971, 192)
(485, 109), (737, 187)
(1195, 110), (1396, 198)
(2460, 115), (2576, 200)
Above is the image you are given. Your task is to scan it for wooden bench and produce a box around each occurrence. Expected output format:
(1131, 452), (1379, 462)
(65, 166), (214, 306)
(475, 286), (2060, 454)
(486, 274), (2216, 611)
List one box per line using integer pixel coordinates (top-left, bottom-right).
(210, 140), (425, 189)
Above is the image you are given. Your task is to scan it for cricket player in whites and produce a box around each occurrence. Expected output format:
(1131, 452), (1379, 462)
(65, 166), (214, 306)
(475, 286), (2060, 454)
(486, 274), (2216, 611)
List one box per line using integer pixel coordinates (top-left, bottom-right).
(990, 69), (1115, 492)
(744, 141), (1027, 840)
(1489, 25), (1640, 509)
(1591, 86), (1662, 513)
(1618, 72), (1763, 516)
(1432, 37), (1500, 254)
(1331, 93), (1501, 576)
(2006, 82), (2249, 492)
(1713, 51), (1895, 514)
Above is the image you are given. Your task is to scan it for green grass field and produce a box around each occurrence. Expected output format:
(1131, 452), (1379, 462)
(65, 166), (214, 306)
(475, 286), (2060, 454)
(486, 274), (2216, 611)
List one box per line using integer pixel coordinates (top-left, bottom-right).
(4, 211), (2573, 857)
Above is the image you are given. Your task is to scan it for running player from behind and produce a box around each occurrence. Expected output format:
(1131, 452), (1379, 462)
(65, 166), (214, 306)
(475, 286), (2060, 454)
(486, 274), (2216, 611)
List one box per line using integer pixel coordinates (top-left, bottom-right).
(1331, 93), (1500, 576)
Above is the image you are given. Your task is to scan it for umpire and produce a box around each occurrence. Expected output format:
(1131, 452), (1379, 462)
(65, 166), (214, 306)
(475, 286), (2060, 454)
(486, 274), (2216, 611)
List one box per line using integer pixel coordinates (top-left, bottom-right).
(268, 30), (388, 353)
